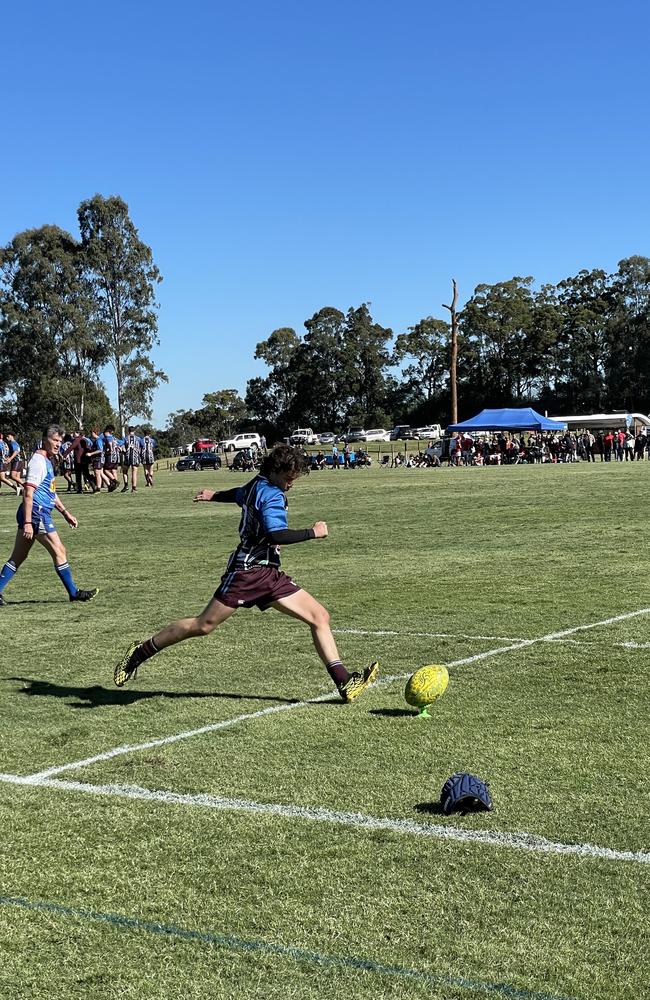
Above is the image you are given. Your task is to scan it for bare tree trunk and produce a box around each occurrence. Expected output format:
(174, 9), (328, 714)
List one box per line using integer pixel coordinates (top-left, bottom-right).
(443, 279), (459, 424)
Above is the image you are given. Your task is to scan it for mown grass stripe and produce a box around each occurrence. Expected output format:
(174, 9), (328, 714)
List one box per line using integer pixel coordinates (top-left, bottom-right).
(0, 894), (576, 1000)
(23, 605), (650, 781)
(1, 772), (647, 864)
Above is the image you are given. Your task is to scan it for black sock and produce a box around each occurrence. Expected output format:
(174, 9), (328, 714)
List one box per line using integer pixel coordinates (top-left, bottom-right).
(326, 659), (350, 687)
(132, 636), (159, 667)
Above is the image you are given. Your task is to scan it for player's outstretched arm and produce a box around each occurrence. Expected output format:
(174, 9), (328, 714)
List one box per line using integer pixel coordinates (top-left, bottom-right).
(193, 489), (217, 502)
(194, 487), (243, 504)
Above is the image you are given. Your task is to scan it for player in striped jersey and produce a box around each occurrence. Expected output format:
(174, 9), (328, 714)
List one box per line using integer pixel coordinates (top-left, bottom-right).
(121, 427), (143, 493)
(114, 444), (378, 702)
(142, 433), (156, 487)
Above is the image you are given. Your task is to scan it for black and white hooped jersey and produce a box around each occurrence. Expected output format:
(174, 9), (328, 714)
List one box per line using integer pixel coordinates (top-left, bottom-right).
(142, 436), (156, 463)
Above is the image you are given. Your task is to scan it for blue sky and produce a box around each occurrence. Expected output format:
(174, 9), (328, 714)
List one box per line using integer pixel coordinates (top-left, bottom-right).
(2, 0), (649, 426)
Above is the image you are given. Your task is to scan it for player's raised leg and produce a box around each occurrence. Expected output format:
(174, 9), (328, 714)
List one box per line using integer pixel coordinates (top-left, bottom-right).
(271, 589), (378, 702)
(114, 596), (237, 686)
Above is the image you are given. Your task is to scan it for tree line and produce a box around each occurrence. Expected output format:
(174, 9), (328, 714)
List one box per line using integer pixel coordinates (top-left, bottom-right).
(2, 199), (648, 446)
(0, 195), (166, 439)
(167, 256), (650, 448)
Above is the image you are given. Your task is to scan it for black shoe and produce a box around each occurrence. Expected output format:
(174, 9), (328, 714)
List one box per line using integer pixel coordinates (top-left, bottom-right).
(108, 482), (118, 493)
(70, 588), (99, 603)
(131, 487), (137, 493)
(120, 485), (128, 493)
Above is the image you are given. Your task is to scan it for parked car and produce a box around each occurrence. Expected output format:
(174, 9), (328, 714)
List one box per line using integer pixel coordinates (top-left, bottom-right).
(412, 424), (443, 440)
(290, 427), (319, 445)
(176, 451), (222, 471)
(219, 432), (262, 452)
(390, 425), (417, 440)
(193, 438), (216, 451)
(318, 432), (337, 445)
(345, 426), (366, 443)
(361, 428), (391, 442)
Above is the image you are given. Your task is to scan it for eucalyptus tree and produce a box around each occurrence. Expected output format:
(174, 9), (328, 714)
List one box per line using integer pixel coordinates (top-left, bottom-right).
(195, 389), (247, 440)
(78, 194), (166, 429)
(392, 316), (449, 407)
(607, 256), (650, 412)
(0, 224), (109, 433)
(555, 268), (612, 412)
(460, 277), (539, 404)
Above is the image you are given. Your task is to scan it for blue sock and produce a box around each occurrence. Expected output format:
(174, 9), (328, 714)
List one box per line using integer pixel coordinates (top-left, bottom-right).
(0, 560), (17, 594)
(55, 562), (77, 597)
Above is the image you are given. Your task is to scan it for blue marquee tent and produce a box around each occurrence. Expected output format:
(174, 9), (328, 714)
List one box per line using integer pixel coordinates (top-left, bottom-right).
(448, 407), (567, 432)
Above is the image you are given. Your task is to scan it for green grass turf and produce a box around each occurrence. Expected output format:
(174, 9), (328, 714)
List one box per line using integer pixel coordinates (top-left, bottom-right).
(0, 462), (649, 999)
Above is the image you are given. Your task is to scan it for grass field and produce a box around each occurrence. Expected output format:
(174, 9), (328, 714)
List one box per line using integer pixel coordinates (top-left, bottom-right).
(1, 461), (648, 1000)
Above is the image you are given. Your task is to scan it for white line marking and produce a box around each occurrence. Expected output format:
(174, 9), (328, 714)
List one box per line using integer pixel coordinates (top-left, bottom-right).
(24, 606), (650, 780)
(1, 772), (647, 865)
(334, 628), (533, 642)
(25, 690), (337, 781)
(333, 628), (650, 650)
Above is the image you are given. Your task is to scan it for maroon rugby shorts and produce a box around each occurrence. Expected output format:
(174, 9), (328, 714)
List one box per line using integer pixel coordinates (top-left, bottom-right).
(214, 566), (300, 611)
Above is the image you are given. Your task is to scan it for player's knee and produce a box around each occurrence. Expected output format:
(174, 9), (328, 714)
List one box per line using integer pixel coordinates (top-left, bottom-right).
(313, 605), (330, 629)
(195, 617), (216, 636)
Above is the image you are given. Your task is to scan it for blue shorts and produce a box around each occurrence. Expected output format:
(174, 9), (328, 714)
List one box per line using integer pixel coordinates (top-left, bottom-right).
(17, 503), (56, 535)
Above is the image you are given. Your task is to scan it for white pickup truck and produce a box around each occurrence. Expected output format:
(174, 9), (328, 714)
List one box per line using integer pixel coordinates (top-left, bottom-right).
(290, 427), (318, 445)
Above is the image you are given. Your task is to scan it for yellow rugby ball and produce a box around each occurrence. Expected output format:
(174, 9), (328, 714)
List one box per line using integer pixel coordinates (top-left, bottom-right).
(405, 664), (449, 709)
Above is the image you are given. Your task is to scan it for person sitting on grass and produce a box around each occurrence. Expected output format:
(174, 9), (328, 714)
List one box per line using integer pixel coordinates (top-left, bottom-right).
(0, 424), (98, 607)
(114, 444), (378, 703)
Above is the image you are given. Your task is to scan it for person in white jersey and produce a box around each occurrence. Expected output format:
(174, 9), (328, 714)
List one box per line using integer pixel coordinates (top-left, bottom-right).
(0, 424), (98, 606)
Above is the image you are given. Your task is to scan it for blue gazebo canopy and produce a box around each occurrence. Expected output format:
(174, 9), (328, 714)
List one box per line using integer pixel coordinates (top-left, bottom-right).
(448, 408), (567, 432)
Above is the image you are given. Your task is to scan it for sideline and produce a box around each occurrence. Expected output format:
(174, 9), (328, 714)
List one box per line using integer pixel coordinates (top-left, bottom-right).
(24, 605), (650, 781)
(0, 894), (577, 1000)
(1, 772), (647, 865)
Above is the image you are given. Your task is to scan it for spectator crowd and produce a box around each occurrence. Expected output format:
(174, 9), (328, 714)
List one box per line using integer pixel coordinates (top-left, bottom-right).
(297, 429), (650, 471)
(445, 429), (649, 466)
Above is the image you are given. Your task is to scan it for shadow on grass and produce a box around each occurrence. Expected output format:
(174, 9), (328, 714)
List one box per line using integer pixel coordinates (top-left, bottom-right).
(368, 707), (417, 719)
(1, 598), (64, 605)
(6, 677), (302, 710)
(414, 801), (445, 816)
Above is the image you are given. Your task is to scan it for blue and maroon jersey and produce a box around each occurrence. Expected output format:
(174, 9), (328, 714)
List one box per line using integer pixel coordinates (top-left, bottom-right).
(225, 475), (289, 572)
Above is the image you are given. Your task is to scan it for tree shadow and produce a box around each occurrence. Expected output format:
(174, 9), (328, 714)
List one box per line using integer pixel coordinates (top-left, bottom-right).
(6, 677), (302, 710)
(414, 801), (445, 816)
(368, 707), (417, 719)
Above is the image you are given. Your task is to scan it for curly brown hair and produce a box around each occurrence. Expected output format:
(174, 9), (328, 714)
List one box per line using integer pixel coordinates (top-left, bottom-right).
(260, 444), (310, 479)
